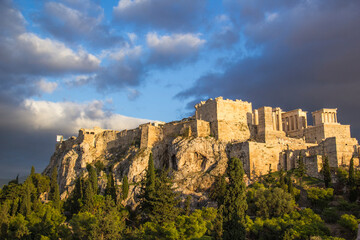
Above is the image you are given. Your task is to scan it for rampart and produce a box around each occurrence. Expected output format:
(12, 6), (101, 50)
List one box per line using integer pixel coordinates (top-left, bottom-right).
(59, 97), (359, 180)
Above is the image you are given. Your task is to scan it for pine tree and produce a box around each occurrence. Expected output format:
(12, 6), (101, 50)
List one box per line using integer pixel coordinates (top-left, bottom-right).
(122, 175), (129, 200)
(323, 156), (331, 188)
(87, 165), (98, 194)
(49, 168), (60, 209)
(149, 170), (180, 223)
(19, 181), (32, 217)
(223, 157), (247, 240)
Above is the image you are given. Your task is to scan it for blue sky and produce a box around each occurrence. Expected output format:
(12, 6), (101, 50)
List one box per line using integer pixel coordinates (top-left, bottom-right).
(1, 0), (360, 178)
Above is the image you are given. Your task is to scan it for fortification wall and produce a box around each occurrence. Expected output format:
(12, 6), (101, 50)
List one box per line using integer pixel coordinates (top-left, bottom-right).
(140, 124), (163, 149)
(195, 99), (217, 122)
(335, 137), (359, 166)
(304, 125), (325, 143)
(115, 128), (141, 149)
(195, 120), (210, 137)
(323, 124), (351, 139)
(163, 120), (196, 139)
(216, 98), (252, 123)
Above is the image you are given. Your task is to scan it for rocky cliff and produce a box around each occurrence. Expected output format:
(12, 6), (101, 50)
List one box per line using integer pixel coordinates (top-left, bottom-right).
(44, 129), (233, 208)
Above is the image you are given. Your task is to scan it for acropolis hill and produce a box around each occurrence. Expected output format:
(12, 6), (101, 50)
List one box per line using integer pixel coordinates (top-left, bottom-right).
(45, 97), (359, 205)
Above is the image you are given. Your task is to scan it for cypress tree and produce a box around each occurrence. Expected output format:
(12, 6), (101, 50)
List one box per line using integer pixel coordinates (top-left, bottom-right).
(105, 171), (117, 203)
(49, 168), (60, 209)
(19, 181), (32, 216)
(30, 166), (35, 176)
(296, 152), (306, 186)
(184, 195), (191, 216)
(349, 157), (355, 187)
(323, 156), (331, 188)
(83, 179), (94, 212)
(211, 174), (227, 206)
(348, 157), (357, 201)
(214, 205), (224, 240)
(140, 153), (156, 219)
(223, 157), (247, 240)
(122, 175), (129, 200)
(287, 176), (294, 196)
(87, 165), (98, 194)
(279, 168), (287, 191)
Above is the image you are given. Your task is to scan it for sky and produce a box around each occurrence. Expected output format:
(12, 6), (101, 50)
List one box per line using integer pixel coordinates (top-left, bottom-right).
(0, 0), (360, 179)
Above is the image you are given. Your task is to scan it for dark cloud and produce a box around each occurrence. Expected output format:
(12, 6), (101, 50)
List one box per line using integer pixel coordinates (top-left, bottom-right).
(36, 1), (124, 48)
(113, 0), (206, 31)
(178, 0), (360, 138)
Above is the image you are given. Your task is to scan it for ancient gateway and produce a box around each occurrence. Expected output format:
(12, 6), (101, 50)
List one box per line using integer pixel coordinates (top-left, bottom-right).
(74, 97), (358, 178)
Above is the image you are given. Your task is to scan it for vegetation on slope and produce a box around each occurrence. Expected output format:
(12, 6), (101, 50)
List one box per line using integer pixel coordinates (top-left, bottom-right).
(0, 154), (360, 240)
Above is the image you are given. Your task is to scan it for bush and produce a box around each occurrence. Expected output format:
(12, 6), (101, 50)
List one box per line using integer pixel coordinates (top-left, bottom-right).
(338, 214), (358, 233)
(250, 187), (295, 218)
(307, 188), (333, 210)
(322, 208), (339, 223)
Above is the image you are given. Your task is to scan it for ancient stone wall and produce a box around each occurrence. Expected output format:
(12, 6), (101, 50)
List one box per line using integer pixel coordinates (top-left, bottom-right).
(163, 120), (196, 140)
(195, 120), (210, 137)
(140, 123), (163, 149)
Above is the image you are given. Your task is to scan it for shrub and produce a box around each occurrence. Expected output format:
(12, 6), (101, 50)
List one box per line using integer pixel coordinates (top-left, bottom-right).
(307, 187), (333, 210)
(322, 208), (339, 223)
(338, 214), (358, 233)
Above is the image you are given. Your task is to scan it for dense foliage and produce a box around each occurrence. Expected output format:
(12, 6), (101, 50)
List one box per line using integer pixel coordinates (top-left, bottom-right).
(1, 155), (359, 240)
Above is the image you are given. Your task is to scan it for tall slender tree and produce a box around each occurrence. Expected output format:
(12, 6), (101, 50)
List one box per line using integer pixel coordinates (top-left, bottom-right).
(87, 165), (98, 194)
(296, 152), (306, 186)
(140, 153), (156, 220)
(323, 156), (331, 188)
(223, 157), (247, 240)
(105, 171), (116, 203)
(122, 175), (129, 200)
(348, 157), (357, 201)
(211, 174), (227, 206)
(49, 168), (60, 209)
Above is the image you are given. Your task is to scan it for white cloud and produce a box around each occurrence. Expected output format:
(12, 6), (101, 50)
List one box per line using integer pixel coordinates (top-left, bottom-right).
(16, 33), (100, 72)
(106, 44), (142, 61)
(147, 32), (205, 53)
(115, 0), (148, 10)
(265, 12), (279, 22)
(36, 79), (58, 93)
(17, 99), (151, 135)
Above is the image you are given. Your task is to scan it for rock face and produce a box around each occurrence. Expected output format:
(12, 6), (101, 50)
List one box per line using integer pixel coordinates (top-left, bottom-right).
(44, 129), (230, 208)
(44, 97), (359, 207)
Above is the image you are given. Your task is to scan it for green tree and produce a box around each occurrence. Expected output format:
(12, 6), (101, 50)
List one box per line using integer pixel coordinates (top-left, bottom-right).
(348, 157), (355, 186)
(87, 164), (98, 194)
(30, 166), (35, 176)
(149, 170), (180, 223)
(105, 171), (117, 203)
(296, 152), (306, 186)
(253, 187), (295, 218)
(7, 214), (30, 239)
(184, 195), (191, 216)
(223, 157), (247, 240)
(210, 174), (227, 206)
(323, 156), (332, 188)
(49, 168), (60, 210)
(213, 205), (224, 240)
(122, 175), (129, 200)
(83, 179), (95, 213)
(140, 153), (156, 220)
(287, 175), (294, 196)
(19, 180), (33, 217)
